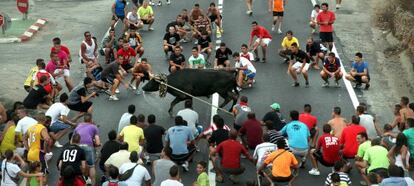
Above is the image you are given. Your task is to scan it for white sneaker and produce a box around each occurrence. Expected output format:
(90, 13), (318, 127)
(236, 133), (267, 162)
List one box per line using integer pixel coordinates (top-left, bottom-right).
(311, 29), (316, 34)
(236, 87), (242, 92)
(130, 85), (137, 90)
(322, 81), (329, 87)
(85, 177), (92, 185)
(182, 161), (189, 172)
(115, 88), (120, 94)
(246, 10), (252, 15)
(149, 1), (155, 5)
(277, 28), (282, 34)
(336, 4), (341, 9)
(271, 25), (275, 32)
(135, 90), (142, 95)
(157, 1), (162, 6)
(109, 95), (119, 101)
(308, 168), (320, 176)
(166, 0), (170, 4)
(54, 141), (63, 148)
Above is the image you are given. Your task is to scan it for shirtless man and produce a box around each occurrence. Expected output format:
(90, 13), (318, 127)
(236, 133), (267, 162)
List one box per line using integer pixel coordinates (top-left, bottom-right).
(0, 102), (6, 125)
(131, 58), (152, 95)
(207, 3), (223, 34)
(189, 4), (203, 26)
(399, 96), (414, 131)
(390, 104), (402, 131)
(327, 106), (347, 138)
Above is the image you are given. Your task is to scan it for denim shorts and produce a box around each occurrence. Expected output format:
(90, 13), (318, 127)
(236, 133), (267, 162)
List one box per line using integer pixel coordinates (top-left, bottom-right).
(80, 145), (96, 166)
(49, 120), (71, 133)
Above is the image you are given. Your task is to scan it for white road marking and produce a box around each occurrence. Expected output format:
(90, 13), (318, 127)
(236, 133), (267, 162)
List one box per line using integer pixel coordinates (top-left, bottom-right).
(310, 0), (359, 108)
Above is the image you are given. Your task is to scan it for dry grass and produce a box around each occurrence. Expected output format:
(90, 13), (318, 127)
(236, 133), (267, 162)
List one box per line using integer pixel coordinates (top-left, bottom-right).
(373, 0), (414, 56)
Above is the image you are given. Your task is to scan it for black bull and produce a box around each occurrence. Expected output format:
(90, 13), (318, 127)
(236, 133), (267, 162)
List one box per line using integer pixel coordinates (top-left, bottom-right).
(142, 69), (239, 114)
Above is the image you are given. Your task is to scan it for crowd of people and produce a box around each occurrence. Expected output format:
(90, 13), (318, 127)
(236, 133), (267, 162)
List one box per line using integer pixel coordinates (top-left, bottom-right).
(0, 0), (412, 186)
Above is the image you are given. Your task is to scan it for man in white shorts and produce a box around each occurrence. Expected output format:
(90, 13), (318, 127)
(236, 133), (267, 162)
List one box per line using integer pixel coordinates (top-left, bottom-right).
(248, 21), (272, 63)
(288, 42), (311, 87)
(233, 52), (256, 91)
(125, 7), (143, 32)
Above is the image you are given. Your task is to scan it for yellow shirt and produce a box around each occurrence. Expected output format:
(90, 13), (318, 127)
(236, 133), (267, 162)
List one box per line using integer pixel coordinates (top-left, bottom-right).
(27, 124), (45, 162)
(281, 36), (299, 49)
(0, 124), (16, 155)
(120, 125), (145, 153)
(24, 66), (39, 86)
(137, 6), (153, 20)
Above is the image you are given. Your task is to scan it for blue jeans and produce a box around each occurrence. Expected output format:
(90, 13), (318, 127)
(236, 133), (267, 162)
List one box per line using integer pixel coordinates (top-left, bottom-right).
(49, 120), (71, 133)
(80, 145), (96, 166)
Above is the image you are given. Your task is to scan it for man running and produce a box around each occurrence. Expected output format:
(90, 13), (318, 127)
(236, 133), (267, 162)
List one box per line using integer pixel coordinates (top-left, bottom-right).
(169, 46), (186, 73)
(288, 43), (311, 87)
(317, 3), (336, 50)
(345, 52), (370, 89)
(233, 52), (256, 91)
(279, 30), (299, 63)
(268, 0), (286, 34)
(320, 52), (343, 87)
(188, 47), (206, 69)
(248, 21), (272, 62)
(101, 55), (129, 101)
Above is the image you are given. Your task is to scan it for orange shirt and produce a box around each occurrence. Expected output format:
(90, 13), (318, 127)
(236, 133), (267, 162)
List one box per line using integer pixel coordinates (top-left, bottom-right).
(273, 0), (284, 12)
(264, 149), (298, 177)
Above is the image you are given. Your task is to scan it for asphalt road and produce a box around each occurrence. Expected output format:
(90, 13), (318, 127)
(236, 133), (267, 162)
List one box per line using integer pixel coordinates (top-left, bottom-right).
(45, 0), (361, 185)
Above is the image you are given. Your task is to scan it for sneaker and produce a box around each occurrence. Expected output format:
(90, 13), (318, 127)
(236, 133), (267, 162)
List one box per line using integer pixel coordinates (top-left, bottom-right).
(365, 83), (370, 90)
(354, 83), (362, 89)
(130, 85), (137, 90)
(135, 90), (142, 95)
(109, 95), (119, 101)
(277, 28), (283, 34)
(253, 79), (256, 83)
(166, 0), (171, 4)
(311, 28), (316, 34)
(292, 82), (300, 87)
(284, 58), (290, 63)
(148, 27), (154, 31)
(335, 81), (341, 88)
(236, 87), (242, 92)
(262, 58), (266, 63)
(308, 168), (320, 176)
(85, 177), (92, 185)
(305, 82), (310, 88)
(254, 57), (260, 62)
(271, 25), (275, 32)
(194, 40), (198, 45)
(179, 38), (187, 43)
(157, 1), (162, 6)
(104, 89), (111, 95)
(246, 10), (252, 16)
(336, 4), (341, 9)
(115, 88), (120, 94)
(322, 81), (329, 87)
(229, 175), (239, 184)
(149, 1), (155, 5)
(182, 161), (189, 172)
(360, 181), (367, 186)
(54, 141), (63, 148)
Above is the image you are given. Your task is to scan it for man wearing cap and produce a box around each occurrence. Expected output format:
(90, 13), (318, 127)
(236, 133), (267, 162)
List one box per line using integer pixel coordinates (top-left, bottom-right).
(262, 103), (286, 131)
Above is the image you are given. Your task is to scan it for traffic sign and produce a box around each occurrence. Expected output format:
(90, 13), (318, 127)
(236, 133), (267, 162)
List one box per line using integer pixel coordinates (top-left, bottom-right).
(17, 0), (29, 14)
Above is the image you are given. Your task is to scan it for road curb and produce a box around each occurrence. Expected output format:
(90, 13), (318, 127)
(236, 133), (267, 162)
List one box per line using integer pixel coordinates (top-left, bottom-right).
(19, 18), (48, 42)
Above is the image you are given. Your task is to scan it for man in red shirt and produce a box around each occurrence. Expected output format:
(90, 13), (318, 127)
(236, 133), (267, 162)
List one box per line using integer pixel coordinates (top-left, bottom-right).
(117, 42), (138, 75)
(316, 3), (335, 50)
(299, 104), (318, 147)
(239, 112), (263, 149)
(248, 21), (272, 63)
(214, 129), (254, 184)
(51, 37), (72, 64)
(308, 124), (341, 176)
(340, 115), (366, 159)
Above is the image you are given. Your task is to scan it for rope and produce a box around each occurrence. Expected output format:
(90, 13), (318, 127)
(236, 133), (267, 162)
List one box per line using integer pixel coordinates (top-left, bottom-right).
(151, 76), (234, 116)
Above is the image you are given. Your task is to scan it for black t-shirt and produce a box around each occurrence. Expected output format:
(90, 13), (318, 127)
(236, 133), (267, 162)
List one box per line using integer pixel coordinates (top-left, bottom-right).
(68, 85), (87, 105)
(101, 62), (120, 79)
(58, 144), (86, 176)
(144, 124), (165, 153)
(208, 128), (229, 146)
(99, 140), (121, 167)
(163, 33), (181, 46)
(262, 111), (286, 131)
(23, 85), (48, 109)
(215, 48), (233, 63)
(169, 53), (186, 66)
(165, 21), (185, 32)
(306, 41), (322, 56)
(291, 49), (310, 63)
(198, 36), (211, 49)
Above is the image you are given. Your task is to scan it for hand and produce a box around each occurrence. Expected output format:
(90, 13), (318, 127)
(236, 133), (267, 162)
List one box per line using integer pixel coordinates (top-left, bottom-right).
(124, 83), (129, 89)
(268, 8), (272, 13)
(91, 92), (97, 97)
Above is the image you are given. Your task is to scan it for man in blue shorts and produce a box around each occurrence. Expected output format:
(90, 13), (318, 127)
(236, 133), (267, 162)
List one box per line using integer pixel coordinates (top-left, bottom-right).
(233, 52), (256, 91)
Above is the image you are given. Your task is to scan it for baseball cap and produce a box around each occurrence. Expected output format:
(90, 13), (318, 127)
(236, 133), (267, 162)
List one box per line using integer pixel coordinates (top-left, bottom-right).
(270, 103), (280, 110)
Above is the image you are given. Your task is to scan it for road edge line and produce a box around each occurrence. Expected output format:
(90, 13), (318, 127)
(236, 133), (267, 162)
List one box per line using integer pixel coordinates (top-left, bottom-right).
(311, 0), (359, 109)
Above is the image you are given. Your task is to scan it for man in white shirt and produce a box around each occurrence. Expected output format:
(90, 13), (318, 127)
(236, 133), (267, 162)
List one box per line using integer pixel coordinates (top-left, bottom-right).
(188, 47), (206, 69)
(119, 151), (151, 186)
(177, 100), (199, 136)
(14, 107), (37, 139)
(125, 7), (143, 32)
(356, 104), (381, 139)
(233, 52), (256, 91)
(160, 165), (184, 186)
(46, 93), (76, 147)
(118, 104), (136, 133)
(253, 133), (278, 169)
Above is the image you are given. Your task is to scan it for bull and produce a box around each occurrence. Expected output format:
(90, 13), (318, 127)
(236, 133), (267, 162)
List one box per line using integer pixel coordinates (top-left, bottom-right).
(142, 69), (239, 114)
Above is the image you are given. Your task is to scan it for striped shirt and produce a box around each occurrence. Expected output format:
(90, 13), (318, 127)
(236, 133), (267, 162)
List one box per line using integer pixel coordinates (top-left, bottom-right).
(325, 172), (352, 185)
(267, 130), (290, 150)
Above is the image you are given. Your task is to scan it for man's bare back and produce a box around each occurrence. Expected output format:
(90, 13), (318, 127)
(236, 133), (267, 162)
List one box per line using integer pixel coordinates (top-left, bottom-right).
(328, 117), (347, 138)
